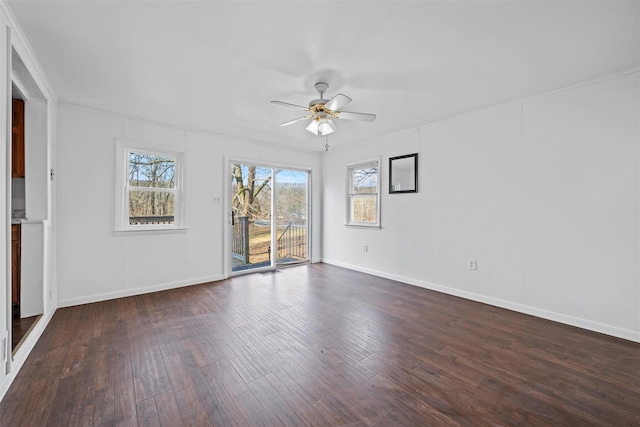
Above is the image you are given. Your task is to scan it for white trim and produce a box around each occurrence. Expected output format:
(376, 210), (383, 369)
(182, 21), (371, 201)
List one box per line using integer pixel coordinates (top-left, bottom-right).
(274, 166), (312, 266)
(0, 1), (57, 103)
(344, 224), (381, 230)
(227, 154), (314, 174)
(114, 138), (186, 232)
(11, 79), (27, 101)
(637, 71), (640, 338)
(58, 274), (225, 308)
(346, 157), (381, 228)
(4, 23), (12, 378)
(322, 258), (640, 344)
(224, 158), (231, 278)
(1, 5), (59, 396)
(270, 166), (276, 269)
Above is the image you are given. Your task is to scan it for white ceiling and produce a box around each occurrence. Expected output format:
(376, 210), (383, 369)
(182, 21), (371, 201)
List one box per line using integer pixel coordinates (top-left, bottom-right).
(8, 1), (640, 151)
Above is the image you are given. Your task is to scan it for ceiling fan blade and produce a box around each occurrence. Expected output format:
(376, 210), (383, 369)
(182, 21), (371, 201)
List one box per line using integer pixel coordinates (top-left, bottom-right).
(278, 117), (309, 127)
(271, 100), (309, 111)
(305, 120), (320, 135)
(336, 111), (376, 122)
(325, 94), (352, 111)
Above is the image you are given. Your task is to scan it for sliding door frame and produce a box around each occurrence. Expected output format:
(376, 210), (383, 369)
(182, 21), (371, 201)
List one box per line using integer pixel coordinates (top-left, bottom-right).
(224, 156), (312, 278)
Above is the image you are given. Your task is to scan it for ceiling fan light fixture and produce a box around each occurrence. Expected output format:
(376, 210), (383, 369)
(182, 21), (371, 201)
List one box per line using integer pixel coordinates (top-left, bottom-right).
(305, 119), (320, 135)
(318, 119), (336, 136)
(305, 116), (336, 136)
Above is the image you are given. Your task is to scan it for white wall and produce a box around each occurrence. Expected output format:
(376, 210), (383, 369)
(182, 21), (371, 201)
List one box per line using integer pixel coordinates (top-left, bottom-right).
(323, 71), (640, 342)
(20, 99), (48, 319)
(20, 222), (43, 317)
(56, 105), (323, 306)
(24, 98), (48, 221)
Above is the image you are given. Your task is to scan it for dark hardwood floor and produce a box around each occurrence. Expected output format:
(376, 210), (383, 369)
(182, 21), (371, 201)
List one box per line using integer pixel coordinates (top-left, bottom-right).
(1, 263), (639, 426)
(11, 307), (40, 353)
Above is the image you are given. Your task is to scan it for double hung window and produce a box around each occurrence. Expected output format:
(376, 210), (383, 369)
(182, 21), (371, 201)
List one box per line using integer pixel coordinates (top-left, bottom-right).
(115, 139), (185, 231)
(347, 159), (380, 227)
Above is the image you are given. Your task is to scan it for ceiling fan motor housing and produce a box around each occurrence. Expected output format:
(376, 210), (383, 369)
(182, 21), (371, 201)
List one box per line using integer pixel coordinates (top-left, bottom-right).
(309, 99), (328, 110)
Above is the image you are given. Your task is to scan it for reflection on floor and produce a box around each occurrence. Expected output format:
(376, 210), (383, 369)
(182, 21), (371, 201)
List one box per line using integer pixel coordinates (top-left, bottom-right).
(12, 305), (39, 353)
(232, 258), (307, 272)
(232, 260), (271, 272)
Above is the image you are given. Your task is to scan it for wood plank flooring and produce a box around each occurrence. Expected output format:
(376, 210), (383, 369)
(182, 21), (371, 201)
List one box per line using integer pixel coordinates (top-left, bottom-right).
(12, 311), (40, 352)
(1, 263), (639, 426)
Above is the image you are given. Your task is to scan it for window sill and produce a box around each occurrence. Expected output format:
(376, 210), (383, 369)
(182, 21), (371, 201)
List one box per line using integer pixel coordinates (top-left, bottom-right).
(114, 226), (187, 236)
(344, 223), (381, 230)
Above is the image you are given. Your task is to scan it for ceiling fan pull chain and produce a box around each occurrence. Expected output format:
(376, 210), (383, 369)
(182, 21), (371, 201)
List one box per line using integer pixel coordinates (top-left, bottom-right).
(325, 135), (330, 151)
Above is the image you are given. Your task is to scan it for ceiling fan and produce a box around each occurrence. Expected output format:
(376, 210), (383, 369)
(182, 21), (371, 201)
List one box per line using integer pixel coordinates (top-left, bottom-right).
(271, 82), (376, 137)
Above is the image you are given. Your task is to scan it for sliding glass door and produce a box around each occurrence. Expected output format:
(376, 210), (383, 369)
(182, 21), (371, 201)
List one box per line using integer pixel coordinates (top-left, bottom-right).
(275, 169), (308, 266)
(230, 163), (309, 273)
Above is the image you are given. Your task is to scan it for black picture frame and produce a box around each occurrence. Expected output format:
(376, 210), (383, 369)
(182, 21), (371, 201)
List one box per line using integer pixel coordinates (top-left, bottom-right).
(389, 153), (418, 193)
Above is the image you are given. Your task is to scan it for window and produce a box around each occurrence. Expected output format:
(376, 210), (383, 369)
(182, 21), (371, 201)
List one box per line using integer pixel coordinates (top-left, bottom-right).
(115, 139), (185, 231)
(347, 159), (380, 227)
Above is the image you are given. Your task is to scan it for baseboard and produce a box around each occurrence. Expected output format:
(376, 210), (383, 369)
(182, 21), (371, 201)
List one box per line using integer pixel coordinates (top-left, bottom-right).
(58, 274), (225, 308)
(322, 258), (640, 343)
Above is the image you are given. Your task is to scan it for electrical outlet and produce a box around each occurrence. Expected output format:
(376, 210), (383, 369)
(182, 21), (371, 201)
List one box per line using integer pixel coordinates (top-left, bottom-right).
(469, 260), (478, 270)
(211, 196), (221, 204)
(363, 244), (368, 253)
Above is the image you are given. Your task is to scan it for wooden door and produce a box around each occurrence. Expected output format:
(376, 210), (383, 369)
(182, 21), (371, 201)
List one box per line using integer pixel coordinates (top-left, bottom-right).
(12, 98), (25, 178)
(12, 225), (21, 305)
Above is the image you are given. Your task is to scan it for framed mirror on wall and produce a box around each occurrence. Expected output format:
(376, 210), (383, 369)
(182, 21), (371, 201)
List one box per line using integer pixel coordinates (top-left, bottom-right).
(389, 153), (418, 193)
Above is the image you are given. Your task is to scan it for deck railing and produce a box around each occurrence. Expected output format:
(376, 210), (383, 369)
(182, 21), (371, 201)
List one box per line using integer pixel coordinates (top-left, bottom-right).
(129, 215), (174, 225)
(232, 218), (307, 267)
(277, 223), (307, 262)
(232, 215), (250, 264)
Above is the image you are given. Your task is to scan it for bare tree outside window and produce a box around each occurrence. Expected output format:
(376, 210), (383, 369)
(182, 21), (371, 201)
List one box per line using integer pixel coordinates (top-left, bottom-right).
(348, 162), (379, 226)
(128, 153), (176, 224)
(231, 164), (272, 220)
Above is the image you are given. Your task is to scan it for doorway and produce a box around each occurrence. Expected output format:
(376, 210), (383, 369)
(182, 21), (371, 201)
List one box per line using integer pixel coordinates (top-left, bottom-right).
(230, 162), (309, 273)
(8, 49), (48, 358)
(10, 94), (42, 355)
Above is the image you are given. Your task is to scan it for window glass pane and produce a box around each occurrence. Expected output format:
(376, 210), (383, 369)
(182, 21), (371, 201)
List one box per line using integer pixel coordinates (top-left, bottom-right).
(350, 194), (377, 223)
(129, 153), (175, 189)
(129, 190), (175, 225)
(352, 167), (378, 194)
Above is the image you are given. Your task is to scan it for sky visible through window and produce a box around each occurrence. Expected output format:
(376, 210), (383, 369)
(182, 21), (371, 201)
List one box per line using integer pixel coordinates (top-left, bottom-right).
(235, 165), (307, 185)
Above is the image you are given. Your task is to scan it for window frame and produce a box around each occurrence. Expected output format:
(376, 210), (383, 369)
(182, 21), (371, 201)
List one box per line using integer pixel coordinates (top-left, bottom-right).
(346, 158), (381, 228)
(114, 138), (186, 232)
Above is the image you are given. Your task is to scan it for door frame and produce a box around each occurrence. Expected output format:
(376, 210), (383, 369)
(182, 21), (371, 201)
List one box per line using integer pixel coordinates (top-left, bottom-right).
(224, 156), (312, 278)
